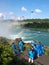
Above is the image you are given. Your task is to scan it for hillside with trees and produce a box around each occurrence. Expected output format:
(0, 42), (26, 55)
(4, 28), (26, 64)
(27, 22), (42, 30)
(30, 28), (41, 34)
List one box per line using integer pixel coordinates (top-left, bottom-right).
(22, 19), (49, 30)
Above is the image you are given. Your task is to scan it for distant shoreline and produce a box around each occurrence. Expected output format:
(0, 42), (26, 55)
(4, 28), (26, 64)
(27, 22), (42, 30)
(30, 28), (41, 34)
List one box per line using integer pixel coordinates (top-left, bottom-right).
(23, 28), (49, 32)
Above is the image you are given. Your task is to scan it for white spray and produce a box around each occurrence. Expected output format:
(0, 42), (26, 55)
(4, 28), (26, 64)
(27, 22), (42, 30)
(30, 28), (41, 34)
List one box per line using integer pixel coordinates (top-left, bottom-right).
(0, 21), (24, 39)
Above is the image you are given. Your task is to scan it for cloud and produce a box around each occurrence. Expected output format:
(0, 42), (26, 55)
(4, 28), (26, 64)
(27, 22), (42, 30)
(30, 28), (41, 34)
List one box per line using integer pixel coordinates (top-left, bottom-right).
(35, 9), (42, 13)
(0, 13), (3, 17)
(21, 7), (27, 12)
(0, 13), (5, 19)
(17, 17), (20, 20)
(17, 16), (24, 20)
(9, 12), (14, 15)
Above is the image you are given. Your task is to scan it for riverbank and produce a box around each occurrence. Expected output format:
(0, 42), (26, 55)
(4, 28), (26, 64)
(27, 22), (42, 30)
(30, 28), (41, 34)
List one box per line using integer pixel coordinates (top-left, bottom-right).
(22, 22), (49, 31)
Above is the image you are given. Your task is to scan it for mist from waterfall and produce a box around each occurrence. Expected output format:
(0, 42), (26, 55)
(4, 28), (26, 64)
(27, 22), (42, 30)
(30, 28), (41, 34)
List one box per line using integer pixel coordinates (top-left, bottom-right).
(0, 22), (10, 38)
(0, 21), (23, 39)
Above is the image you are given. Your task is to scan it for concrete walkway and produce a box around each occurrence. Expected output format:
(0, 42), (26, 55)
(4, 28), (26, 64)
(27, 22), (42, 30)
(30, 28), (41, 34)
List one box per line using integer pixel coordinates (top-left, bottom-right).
(21, 51), (49, 65)
(36, 55), (49, 65)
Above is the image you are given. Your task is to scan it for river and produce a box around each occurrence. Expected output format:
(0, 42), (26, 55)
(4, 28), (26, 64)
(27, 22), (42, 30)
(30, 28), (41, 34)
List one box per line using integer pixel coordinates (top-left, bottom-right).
(10, 27), (49, 46)
(0, 21), (49, 46)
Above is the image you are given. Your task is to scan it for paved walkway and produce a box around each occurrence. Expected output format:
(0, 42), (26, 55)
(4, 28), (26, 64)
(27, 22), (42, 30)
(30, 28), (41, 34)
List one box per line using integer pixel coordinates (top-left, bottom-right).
(21, 51), (49, 65)
(36, 55), (49, 65)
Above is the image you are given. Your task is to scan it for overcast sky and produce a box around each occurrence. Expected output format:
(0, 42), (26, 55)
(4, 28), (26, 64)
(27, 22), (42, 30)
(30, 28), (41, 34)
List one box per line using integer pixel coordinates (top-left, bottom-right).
(0, 0), (49, 19)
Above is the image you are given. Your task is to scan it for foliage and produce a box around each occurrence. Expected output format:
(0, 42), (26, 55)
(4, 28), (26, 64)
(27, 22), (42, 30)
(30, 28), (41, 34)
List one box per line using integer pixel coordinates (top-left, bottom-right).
(44, 46), (49, 55)
(23, 19), (49, 29)
(23, 19), (49, 23)
(23, 22), (49, 29)
(0, 43), (29, 65)
(0, 42), (28, 65)
(0, 44), (14, 65)
(0, 37), (9, 45)
(24, 43), (32, 50)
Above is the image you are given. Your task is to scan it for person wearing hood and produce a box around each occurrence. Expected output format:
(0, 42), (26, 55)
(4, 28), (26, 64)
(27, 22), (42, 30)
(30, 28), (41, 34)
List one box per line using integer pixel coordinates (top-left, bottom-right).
(12, 42), (19, 55)
(28, 48), (35, 63)
(33, 43), (40, 57)
(19, 40), (24, 52)
(38, 41), (44, 55)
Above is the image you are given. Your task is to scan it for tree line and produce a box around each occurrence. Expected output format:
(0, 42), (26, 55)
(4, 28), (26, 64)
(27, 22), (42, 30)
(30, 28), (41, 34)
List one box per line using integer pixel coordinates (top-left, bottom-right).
(23, 19), (49, 29)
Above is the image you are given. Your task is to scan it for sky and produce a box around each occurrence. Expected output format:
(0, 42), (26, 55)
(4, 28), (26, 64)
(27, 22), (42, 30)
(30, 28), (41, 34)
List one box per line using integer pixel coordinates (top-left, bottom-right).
(0, 0), (49, 19)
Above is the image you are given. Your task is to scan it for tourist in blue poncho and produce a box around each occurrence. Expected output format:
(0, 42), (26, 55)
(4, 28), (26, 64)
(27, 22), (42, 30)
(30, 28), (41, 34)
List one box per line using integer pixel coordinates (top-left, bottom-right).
(31, 41), (39, 58)
(33, 43), (41, 57)
(28, 48), (35, 63)
(36, 44), (40, 57)
(41, 45), (44, 54)
(38, 42), (44, 55)
(33, 44), (37, 58)
(12, 42), (19, 55)
(33, 41), (44, 57)
(19, 40), (24, 52)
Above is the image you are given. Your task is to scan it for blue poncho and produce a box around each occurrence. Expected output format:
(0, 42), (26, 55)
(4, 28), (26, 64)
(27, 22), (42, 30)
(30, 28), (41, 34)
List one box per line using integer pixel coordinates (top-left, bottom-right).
(39, 44), (44, 55)
(28, 51), (35, 59)
(12, 43), (18, 54)
(19, 41), (24, 51)
(34, 44), (44, 56)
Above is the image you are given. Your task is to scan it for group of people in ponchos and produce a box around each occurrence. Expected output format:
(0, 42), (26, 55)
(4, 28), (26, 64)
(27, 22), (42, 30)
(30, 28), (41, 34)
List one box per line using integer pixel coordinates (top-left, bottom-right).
(11, 40), (44, 64)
